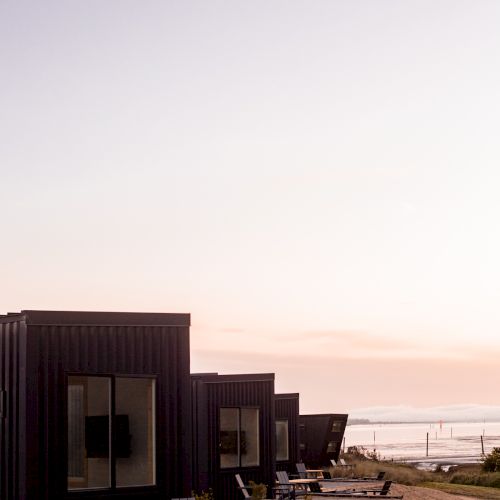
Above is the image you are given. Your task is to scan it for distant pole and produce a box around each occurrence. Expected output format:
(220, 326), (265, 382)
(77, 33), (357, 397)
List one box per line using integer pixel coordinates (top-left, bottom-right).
(451, 428), (453, 439)
(373, 431), (376, 447)
(481, 435), (485, 455)
(343, 436), (346, 453)
(435, 432), (437, 440)
(426, 432), (429, 457)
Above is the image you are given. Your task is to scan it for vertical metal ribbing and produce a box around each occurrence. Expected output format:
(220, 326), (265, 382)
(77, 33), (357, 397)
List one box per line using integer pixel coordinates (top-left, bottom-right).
(1, 313), (190, 500)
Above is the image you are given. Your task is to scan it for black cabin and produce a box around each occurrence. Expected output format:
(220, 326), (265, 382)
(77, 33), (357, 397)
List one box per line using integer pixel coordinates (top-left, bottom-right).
(299, 413), (348, 467)
(191, 373), (276, 500)
(0, 310), (192, 500)
(274, 393), (300, 474)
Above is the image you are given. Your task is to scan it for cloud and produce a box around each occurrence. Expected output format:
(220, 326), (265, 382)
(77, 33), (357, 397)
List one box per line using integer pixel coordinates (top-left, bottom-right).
(350, 404), (500, 423)
(218, 327), (246, 334)
(271, 329), (473, 361)
(191, 347), (500, 411)
(288, 329), (415, 349)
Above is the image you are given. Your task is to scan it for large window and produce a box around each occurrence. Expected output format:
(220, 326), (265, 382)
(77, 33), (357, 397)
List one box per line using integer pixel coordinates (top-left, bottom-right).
(67, 375), (156, 491)
(276, 419), (289, 461)
(219, 408), (259, 468)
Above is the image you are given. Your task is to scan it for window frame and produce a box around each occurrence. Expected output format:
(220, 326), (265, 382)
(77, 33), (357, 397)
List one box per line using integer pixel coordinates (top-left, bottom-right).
(65, 373), (157, 493)
(218, 406), (260, 469)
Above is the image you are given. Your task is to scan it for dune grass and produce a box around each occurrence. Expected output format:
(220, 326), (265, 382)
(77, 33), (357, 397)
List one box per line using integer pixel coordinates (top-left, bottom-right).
(328, 453), (500, 498)
(331, 457), (442, 485)
(337, 455), (500, 489)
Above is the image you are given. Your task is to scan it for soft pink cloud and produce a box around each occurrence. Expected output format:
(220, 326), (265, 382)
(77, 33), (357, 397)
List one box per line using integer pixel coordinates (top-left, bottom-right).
(191, 347), (500, 412)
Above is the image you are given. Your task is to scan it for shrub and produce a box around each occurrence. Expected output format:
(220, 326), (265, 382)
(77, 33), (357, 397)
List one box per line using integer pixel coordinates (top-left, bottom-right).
(483, 448), (500, 473)
(192, 488), (214, 500)
(450, 471), (500, 488)
(248, 481), (267, 499)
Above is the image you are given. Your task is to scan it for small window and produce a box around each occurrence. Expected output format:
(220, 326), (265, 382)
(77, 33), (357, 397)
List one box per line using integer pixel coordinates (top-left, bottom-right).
(327, 441), (338, 454)
(220, 408), (259, 468)
(276, 419), (289, 461)
(331, 421), (343, 433)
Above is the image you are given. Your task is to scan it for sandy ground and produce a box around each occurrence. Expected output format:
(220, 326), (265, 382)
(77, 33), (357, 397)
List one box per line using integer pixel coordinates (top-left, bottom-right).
(389, 483), (473, 499)
(307, 482), (474, 499)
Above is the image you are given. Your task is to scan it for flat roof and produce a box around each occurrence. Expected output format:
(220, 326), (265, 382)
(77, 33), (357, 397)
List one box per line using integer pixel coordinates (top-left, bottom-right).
(192, 372), (274, 383)
(300, 413), (349, 419)
(1, 310), (190, 326)
(275, 392), (300, 399)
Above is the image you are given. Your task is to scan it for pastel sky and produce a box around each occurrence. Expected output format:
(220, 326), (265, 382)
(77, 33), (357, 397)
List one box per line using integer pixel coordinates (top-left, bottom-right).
(2, 1), (500, 416)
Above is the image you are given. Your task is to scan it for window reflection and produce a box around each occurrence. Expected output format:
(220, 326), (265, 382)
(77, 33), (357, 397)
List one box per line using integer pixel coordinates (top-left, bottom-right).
(276, 419), (289, 461)
(68, 376), (111, 490)
(115, 378), (156, 487)
(220, 408), (260, 468)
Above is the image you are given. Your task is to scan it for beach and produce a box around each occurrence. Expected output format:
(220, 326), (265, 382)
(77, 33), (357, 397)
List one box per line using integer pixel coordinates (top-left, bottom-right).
(344, 421), (500, 468)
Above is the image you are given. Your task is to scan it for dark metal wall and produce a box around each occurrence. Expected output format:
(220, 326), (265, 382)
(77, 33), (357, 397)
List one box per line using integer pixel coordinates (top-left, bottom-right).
(192, 374), (276, 500)
(0, 316), (27, 500)
(274, 393), (299, 474)
(299, 413), (348, 467)
(1, 310), (192, 500)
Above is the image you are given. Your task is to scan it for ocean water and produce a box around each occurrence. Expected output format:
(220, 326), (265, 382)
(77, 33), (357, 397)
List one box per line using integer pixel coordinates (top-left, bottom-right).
(344, 421), (500, 469)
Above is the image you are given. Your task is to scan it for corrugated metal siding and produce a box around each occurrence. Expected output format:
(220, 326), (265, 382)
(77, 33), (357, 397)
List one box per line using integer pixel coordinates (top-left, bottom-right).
(23, 322), (191, 500)
(192, 377), (275, 500)
(299, 414), (348, 467)
(330, 413), (348, 460)
(0, 318), (27, 500)
(275, 395), (299, 474)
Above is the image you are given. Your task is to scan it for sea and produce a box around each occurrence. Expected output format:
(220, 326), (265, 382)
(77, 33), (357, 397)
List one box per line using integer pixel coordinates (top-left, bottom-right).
(344, 421), (500, 470)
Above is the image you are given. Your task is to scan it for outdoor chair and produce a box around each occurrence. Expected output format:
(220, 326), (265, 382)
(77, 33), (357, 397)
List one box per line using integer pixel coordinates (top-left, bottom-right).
(325, 480), (402, 497)
(290, 479), (402, 498)
(296, 462), (324, 479)
(275, 470), (309, 498)
(316, 494), (403, 499)
(296, 463), (307, 479)
(357, 480), (394, 496)
(234, 473), (277, 500)
(339, 458), (355, 469)
(332, 458), (355, 470)
(323, 470), (386, 482)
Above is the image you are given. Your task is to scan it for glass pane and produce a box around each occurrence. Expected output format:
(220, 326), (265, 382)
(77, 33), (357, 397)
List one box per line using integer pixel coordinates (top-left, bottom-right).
(68, 376), (111, 490)
(241, 408), (259, 467)
(327, 441), (338, 453)
(220, 408), (239, 468)
(276, 420), (289, 461)
(332, 421), (343, 432)
(115, 378), (156, 487)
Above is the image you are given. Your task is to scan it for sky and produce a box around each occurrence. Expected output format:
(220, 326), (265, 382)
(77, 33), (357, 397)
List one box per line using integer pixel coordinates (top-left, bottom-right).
(1, 0), (500, 417)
